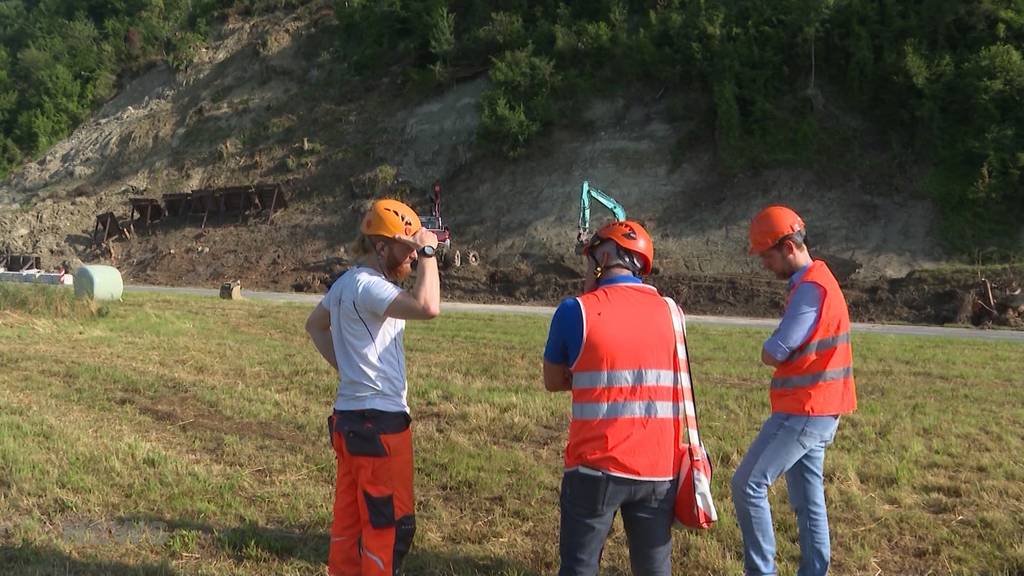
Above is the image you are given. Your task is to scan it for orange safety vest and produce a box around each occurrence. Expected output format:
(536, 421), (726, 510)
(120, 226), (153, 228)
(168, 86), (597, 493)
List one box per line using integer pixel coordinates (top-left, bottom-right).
(566, 283), (683, 480)
(770, 260), (858, 415)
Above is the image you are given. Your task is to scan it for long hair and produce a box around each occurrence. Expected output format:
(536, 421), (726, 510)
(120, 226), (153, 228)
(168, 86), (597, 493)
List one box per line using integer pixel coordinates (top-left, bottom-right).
(350, 235), (374, 261)
(350, 234), (394, 264)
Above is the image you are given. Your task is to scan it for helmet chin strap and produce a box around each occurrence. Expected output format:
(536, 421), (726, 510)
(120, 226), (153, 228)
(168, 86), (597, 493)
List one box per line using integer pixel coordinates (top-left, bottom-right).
(589, 240), (611, 280)
(591, 257), (605, 280)
(587, 238), (606, 280)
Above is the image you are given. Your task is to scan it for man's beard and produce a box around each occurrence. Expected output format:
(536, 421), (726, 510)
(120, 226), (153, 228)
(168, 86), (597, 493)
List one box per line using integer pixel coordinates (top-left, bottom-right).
(386, 252), (413, 282)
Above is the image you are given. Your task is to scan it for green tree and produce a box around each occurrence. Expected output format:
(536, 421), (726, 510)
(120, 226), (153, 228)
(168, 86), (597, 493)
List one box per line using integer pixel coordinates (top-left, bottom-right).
(480, 46), (558, 157)
(0, 47), (16, 126)
(429, 5), (455, 62)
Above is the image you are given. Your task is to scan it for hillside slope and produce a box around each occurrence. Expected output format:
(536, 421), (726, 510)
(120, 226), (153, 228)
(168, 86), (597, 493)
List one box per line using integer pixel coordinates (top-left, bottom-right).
(1, 5), (1018, 327)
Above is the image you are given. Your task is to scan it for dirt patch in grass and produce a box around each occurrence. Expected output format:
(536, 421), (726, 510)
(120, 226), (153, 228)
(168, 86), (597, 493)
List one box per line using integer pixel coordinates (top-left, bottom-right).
(115, 392), (303, 446)
(61, 518), (172, 547)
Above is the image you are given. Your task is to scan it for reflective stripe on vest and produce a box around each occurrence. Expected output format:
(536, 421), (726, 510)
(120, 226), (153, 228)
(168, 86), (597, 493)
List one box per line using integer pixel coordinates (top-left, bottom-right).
(786, 332), (851, 362)
(772, 366), (854, 389)
(573, 400), (678, 419)
(572, 369), (689, 389)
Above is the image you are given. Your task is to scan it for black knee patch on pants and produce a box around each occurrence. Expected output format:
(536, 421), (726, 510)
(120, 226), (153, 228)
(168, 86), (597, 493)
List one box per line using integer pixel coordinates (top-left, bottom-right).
(364, 492), (395, 529)
(393, 514), (416, 573)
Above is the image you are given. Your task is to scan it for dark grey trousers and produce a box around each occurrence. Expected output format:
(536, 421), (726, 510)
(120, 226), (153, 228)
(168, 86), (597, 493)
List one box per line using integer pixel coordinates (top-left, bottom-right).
(558, 468), (677, 576)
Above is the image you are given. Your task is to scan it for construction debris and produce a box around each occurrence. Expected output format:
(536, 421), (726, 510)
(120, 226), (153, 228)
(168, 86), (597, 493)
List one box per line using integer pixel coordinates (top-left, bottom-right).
(93, 212), (132, 245)
(254, 184), (288, 223)
(220, 280), (242, 300)
(0, 253), (73, 286)
(91, 184), (288, 251)
(184, 183), (288, 228)
(1, 253), (42, 272)
(970, 278), (1024, 328)
(188, 188), (219, 228)
(128, 197), (164, 235)
(161, 193), (190, 217)
(0, 269), (73, 286)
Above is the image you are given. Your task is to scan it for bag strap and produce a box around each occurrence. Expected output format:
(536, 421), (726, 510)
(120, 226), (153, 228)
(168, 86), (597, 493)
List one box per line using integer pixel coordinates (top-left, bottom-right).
(664, 297), (704, 452)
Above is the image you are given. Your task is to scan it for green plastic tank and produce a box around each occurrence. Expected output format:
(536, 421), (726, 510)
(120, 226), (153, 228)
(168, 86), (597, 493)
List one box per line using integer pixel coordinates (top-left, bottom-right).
(74, 265), (124, 301)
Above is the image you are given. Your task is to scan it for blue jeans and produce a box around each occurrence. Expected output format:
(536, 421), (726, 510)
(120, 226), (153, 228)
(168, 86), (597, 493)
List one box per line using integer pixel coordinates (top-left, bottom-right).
(731, 413), (840, 576)
(559, 468), (676, 576)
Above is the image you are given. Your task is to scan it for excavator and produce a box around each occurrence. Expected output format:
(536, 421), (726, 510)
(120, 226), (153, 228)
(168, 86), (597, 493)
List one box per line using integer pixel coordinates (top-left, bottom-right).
(575, 180), (626, 253)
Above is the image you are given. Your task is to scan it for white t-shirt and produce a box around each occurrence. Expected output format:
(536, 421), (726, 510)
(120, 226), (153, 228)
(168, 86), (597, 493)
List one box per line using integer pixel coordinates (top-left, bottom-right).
(322, 266), (409, 413)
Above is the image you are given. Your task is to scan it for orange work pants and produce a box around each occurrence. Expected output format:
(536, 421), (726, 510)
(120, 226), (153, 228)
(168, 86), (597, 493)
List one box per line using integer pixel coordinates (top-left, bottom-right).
(328, 410), (416, 576)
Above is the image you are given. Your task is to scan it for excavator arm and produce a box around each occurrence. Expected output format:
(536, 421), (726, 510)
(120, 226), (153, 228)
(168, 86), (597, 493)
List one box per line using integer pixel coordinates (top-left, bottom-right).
(576, 181), (626, 252)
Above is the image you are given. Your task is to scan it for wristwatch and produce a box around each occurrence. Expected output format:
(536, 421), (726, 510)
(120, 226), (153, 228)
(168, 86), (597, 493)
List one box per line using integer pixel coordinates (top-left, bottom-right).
(417, 245), (436, 258)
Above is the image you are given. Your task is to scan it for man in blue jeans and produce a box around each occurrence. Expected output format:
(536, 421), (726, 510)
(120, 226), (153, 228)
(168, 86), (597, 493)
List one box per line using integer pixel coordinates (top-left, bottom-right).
(733, 206), (857, 576)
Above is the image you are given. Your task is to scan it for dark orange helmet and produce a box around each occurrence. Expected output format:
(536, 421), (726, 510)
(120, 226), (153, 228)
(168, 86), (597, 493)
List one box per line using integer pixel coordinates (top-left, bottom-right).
(749, 205), (805, 255)
(586, 220), (654, 276)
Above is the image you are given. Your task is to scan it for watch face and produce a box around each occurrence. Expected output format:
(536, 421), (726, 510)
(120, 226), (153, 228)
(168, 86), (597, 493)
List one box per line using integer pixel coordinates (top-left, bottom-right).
(421, 246), (436, 256)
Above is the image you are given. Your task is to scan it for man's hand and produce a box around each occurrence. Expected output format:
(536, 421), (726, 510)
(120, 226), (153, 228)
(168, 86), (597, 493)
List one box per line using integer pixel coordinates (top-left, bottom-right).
(394, 227), (439, 251)
(384, 226), (441, 320)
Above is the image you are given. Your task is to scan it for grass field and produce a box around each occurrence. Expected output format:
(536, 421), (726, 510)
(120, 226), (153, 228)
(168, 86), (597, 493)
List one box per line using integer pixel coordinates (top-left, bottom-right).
(1, 285), (1022, 575)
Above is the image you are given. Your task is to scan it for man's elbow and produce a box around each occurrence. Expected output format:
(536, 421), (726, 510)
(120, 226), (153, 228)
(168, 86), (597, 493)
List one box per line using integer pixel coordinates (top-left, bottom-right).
(543, 365), (571, 392)
(420, 303), (440, 319)
(306, 317), (330, 339)
(761, 348), (783, 367)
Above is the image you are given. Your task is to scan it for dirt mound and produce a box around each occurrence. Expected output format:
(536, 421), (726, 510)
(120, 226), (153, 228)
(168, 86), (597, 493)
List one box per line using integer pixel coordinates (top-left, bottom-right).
(843, 266), (1023, 328)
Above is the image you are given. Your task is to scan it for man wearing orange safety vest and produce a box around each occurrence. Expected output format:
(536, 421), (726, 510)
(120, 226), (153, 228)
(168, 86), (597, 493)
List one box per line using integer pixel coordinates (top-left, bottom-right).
(543, 220), (687, 576)
(732, 206), (857, 576)
(306, 199), (441, 576)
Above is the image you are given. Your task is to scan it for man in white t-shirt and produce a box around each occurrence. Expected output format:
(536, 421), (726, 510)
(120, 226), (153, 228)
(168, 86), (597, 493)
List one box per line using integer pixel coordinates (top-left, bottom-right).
(305, 198), (440, 576)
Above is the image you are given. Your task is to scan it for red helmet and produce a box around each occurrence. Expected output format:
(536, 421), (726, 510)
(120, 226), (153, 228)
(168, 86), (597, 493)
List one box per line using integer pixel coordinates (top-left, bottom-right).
(586, 220), (654, 275)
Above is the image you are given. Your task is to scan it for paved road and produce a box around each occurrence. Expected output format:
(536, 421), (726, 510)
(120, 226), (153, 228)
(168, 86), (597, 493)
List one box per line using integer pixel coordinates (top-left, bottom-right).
(125, 284), (1024, 343)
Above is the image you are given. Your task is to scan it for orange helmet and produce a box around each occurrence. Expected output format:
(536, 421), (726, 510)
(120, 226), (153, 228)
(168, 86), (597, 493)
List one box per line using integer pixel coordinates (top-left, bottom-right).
(587, 220), (654, 275)
(361, 199), (421, 238)
(748, 206), (805, 255)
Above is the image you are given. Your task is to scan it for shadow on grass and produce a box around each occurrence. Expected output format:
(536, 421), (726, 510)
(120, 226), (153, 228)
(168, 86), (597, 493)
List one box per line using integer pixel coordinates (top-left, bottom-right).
(120, 516), (541, 575)
(0, 543), (176, 575)
(404, 549), (543, 575)
(6, 516), (544, 573)
(118, 516), (327, 565)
